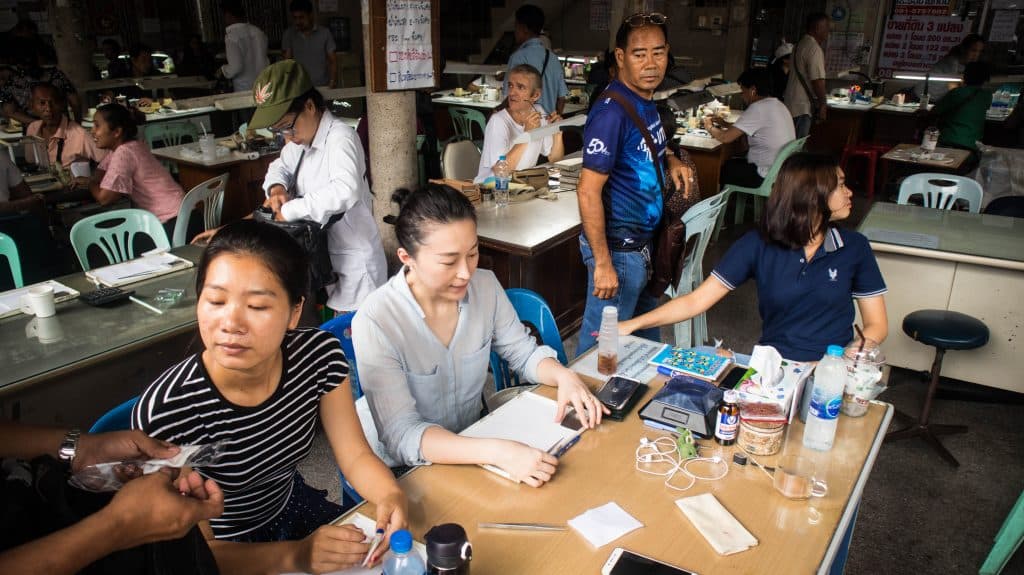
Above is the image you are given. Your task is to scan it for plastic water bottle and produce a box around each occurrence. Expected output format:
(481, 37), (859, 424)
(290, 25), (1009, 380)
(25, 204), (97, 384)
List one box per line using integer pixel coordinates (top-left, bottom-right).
(493, 155), (511, 208)
(803, 345), (846, 451)
(384, 529), (425, 575)
(597, 306), (619, 375)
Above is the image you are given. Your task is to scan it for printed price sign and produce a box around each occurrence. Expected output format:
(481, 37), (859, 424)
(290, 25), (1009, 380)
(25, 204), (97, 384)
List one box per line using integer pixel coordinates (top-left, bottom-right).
(385, 0), (435, 90)
(876, 0), (972, 79)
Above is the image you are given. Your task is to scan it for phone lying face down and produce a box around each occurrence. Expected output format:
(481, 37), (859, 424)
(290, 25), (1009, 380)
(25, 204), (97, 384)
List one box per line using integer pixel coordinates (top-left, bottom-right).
(602, 548), (698, 575)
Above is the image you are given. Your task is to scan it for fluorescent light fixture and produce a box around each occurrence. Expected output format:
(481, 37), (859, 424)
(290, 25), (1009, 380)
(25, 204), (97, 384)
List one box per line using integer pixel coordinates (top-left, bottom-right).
(893, 73), (961, 82)
(512, 114), (587, 145)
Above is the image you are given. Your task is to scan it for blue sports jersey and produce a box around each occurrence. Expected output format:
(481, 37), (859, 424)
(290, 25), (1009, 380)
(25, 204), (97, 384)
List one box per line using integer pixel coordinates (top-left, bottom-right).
(582, 80), (666, 246)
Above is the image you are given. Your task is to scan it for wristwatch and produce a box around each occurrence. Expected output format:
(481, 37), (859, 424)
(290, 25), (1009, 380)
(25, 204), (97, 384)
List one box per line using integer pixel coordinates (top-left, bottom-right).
(58, 428), (81, 467)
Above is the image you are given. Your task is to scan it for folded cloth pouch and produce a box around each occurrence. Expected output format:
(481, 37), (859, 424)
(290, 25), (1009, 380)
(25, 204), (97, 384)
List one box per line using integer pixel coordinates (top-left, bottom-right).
(675, 493), (758, 555)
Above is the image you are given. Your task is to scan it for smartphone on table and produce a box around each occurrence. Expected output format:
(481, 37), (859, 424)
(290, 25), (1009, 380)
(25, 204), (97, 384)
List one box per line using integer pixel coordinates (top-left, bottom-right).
(602, 547), (697, 575)
(596, 376), (642, 411)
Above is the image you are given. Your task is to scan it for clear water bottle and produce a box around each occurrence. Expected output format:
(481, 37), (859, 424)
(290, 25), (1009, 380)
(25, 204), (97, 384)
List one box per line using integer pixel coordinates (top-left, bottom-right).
(493, 155), (511, 208)
(803, 345), (846, 451)
(384, 529), (426, 575)
(597, 306), (618, 375)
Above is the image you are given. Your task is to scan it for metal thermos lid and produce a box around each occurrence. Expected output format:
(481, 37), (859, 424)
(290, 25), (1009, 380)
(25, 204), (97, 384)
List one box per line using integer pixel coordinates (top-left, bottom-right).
(425, 523), (472, 569)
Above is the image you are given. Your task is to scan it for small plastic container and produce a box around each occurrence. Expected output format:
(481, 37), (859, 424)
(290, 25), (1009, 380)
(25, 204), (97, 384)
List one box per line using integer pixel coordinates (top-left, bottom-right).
(737, 419), (784, 456)
(841, 340), (886, 417)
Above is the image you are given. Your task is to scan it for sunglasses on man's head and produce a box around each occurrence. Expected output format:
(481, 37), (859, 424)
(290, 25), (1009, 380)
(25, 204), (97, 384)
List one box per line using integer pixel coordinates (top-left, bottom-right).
(624, 12), (668, 27)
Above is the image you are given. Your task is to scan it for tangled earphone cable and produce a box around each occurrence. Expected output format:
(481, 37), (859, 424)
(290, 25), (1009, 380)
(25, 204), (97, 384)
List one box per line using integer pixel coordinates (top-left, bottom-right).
(635, 436), (729, 492)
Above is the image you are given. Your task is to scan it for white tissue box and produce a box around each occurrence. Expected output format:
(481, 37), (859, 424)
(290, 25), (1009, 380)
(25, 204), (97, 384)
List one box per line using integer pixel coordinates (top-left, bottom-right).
(735, 359), (813, 422)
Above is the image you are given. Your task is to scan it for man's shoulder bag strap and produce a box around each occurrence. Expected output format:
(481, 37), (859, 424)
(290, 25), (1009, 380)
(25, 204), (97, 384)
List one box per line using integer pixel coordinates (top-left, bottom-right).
(597, 90), (665, 192)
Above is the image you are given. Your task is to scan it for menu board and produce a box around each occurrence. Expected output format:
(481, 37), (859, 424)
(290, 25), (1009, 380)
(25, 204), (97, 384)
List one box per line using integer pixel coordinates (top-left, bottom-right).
(876, 0), (973, 79)
(368, 0), (440, 91)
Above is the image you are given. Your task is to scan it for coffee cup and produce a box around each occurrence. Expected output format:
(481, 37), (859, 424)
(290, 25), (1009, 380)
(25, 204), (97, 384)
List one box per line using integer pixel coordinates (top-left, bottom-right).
(25, 315), (64, 344)
(773, 455), (828, 500)
(20, 284), (56, 318)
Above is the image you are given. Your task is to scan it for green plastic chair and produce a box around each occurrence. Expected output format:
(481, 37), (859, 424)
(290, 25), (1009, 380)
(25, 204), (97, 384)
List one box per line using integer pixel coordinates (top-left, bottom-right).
(0, 232), (23, 288)
(714, 136), (808, 241)
(172, 173), (228, 247)
(448, 106), (487, 149)
(980, 490), (1024, 575)
(144, 120), (200, 149)
(69, 209), (170, 271)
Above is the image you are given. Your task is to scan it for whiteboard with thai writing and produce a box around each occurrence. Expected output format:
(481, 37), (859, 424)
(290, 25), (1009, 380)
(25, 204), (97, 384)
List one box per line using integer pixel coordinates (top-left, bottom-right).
(386, 0), (435, 90)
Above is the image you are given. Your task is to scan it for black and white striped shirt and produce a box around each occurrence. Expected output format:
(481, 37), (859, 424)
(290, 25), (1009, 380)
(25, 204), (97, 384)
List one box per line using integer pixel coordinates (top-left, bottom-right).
(131, 328), (347, 539)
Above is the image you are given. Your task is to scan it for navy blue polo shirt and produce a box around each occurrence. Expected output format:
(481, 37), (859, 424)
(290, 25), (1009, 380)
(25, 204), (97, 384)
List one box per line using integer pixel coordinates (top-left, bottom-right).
(711, 227), (887, 361)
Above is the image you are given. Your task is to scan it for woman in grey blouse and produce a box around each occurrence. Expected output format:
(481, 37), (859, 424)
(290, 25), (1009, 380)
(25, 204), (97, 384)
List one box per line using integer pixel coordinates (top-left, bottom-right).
(353, 185), (607, 487)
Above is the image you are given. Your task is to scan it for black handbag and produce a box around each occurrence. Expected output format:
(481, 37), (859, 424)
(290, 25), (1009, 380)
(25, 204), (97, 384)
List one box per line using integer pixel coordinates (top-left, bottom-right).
(252, 206), (338, 291)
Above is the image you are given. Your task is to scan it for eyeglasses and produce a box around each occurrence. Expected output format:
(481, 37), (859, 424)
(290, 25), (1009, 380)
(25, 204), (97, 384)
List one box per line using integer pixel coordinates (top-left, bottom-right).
(269, 114), (298, 138)
(623, 12), (668, 27)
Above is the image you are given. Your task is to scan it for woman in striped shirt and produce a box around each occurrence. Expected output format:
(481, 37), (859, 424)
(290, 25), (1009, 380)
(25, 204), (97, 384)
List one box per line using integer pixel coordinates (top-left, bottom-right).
(132, 220), (407, 574)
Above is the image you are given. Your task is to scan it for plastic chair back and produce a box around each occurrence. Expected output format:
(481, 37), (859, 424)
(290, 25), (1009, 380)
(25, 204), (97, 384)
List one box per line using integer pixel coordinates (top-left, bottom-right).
(980, 489), (1024, 575)
(442, 139), (481, 180)
(897, 173), (983, 213)
(717, 136), (808, 237)
(89, 396), (139, 433)
(670, 191), (731, 348)
(144, 120), (200, 149)
(489, 288), (567, 392)
(0, 232), (23, 288)
(448, 106), (487, 144)
(172, 173), (228, 246)
(320, 312), (361, 398)
(69, 209), (171, 271)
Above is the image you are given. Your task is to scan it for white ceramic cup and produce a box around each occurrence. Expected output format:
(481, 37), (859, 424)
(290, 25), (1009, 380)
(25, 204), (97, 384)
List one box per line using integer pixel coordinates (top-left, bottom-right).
(893, 93), (906, 106)
(484, 87), (498, 102)
(20, 284), (56, 318)
(25, 315), (64, 344)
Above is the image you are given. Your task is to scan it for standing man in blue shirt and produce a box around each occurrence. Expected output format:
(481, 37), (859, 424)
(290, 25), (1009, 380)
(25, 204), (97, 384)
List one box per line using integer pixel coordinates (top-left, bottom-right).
(576, 12), (694, 353)
(505, 5), (568, 116)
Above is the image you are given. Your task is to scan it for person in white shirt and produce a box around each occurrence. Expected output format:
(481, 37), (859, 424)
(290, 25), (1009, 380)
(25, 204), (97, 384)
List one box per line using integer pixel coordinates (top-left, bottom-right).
(218, 1), (269, 92)
(784, 12), (829, 138)
(194, 60), (386, 313)
(704, 68), (796, 189)
(474, 64), (565, 183)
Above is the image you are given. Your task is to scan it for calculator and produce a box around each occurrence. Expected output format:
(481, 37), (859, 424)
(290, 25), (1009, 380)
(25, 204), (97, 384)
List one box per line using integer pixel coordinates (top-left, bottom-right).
(80, 286), (134, 306)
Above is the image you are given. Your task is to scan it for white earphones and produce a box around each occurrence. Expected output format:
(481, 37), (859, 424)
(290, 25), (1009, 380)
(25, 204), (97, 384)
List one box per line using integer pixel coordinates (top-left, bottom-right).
(635, 436), (729, 492)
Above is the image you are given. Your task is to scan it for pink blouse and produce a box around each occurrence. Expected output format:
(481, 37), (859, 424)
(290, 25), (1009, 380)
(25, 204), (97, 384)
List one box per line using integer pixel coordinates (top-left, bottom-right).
(98, 140), (184, 223)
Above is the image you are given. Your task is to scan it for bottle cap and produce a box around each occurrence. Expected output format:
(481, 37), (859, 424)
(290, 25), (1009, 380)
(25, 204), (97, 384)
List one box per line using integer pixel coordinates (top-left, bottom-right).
(390, 529), (413, 554)
(723, 389), (739, 403)
(601, 305), (617, 317)
(498, 155), (506, 160)
(827, 345), (844, 357)
(426, 523), (472, 568)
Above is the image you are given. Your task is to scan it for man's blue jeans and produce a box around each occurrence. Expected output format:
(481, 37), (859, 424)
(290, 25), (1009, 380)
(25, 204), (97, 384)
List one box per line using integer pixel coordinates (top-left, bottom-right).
(577, 235), (661, 355)
(794, 114), (812, 139)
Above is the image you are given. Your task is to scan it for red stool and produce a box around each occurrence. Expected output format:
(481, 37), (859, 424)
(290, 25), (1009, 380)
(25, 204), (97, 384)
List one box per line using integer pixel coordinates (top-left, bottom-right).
(840, 143), (892, 201)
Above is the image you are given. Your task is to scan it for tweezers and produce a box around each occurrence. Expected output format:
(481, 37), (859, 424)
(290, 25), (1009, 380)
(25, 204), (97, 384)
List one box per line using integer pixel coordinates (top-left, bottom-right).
(478, 522), (566, 531)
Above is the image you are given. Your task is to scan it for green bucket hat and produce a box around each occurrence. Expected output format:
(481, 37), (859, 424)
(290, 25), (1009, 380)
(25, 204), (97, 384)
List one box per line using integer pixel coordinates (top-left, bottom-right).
(248, 60), (313, 130)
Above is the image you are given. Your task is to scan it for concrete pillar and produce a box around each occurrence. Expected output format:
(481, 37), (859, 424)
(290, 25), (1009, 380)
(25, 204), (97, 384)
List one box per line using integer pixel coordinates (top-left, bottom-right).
(362, 0), (418, 274)
(48, 0), (92, 118)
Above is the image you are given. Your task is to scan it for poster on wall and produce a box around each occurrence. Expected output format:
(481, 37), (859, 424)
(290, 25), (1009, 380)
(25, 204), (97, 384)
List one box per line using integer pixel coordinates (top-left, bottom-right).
(989, 10), (1019, 43)
(876, 0), (972, 79)
(385, 0), (434, 90)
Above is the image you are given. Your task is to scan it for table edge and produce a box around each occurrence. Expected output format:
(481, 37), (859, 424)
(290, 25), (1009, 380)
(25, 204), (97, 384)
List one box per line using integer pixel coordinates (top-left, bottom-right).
(869, 241), (1024, 271)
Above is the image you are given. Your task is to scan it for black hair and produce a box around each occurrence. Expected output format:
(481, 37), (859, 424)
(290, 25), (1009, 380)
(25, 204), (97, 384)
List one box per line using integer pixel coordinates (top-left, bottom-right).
(760, 153), (840, 249)
(290, 0), (314, 13)
(101, 38), (121, 52)
(615, 15), (668, 50)
(196, 220), (309, 306)
(737, 68), (772, 97)
(515, 4), (545, 36)
(30, 81), (64, 103)
(953, 33), (985, 57)
(391, 184), (477, 257)
(286, 87), (326, 115)
(128, 43), (152, 59)
(95, 103), (139, 141)
(805, 12), (829, 32)
(964, 61), (991, 86)
(221, 0), (246, 19)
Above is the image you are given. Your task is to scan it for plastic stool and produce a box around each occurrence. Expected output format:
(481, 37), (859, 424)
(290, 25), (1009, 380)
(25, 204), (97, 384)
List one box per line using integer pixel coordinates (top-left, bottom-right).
(887, 309), (989, 467)
(840, 143), (891, 201)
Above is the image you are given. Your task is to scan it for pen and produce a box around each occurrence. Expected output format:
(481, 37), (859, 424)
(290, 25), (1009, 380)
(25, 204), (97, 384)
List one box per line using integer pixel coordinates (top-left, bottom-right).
(554, 434), (581, 458)
(129, 295), (164, 315)
(361, 528), (385, 567)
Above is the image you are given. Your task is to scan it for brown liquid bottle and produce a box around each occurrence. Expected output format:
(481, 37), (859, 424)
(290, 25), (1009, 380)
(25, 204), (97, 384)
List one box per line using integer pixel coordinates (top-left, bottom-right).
(714, 390), (740, 445)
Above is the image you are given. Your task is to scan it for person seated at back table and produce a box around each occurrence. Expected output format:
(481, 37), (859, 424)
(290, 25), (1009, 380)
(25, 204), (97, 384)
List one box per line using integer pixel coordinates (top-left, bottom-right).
(0, 153), (43, 217)
(88, 103), (185, 239)
(132, 220), (408, 574)
(704, 68), (795, 189)
(474, 64), (565, 183)
(931, 61), (992, 172)
(620, 153), (889, 361)
(353, 184), (607, 486)
(25, 83), (107, 172)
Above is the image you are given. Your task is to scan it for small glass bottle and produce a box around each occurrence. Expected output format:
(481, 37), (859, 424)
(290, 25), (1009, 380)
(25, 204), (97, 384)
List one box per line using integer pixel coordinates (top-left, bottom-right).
(597, 306), (618, 375)
(714, 390), (740, 446)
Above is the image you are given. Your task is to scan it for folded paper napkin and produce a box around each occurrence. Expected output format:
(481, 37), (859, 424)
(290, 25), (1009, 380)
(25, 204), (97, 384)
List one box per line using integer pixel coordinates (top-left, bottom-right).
(675, 493), (758, 555)
(568, 502), (643, 547)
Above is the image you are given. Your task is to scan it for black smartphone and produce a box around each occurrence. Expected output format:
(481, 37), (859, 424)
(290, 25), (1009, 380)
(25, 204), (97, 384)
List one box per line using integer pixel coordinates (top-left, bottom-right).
(602, 548), (697, 575)
(718, 365), (749, 390)
(596, 376), (642, 411)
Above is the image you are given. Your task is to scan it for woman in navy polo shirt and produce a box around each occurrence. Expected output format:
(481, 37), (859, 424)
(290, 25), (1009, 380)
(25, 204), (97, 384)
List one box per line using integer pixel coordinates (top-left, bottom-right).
(620, 153), (888, 361)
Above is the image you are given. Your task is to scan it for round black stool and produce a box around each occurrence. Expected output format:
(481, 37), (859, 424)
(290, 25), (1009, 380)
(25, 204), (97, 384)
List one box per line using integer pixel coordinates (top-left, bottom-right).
(887, 309), (989, 467)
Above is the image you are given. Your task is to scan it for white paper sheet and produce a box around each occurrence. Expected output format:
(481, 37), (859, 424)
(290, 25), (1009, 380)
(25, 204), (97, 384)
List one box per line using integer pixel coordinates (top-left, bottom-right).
(567, 501), (643, 547)
(85, 252), (193, 287)
(0, 280), (79, 319)
(573, 336), (663, 383)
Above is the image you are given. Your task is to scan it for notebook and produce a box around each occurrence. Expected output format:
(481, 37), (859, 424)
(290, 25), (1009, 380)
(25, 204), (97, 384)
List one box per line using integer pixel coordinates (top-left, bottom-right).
(85, 252), (193, 287)
(0, 280), (80, 319)
(459, 391), (584, 482)
(648, 346), (732, 381)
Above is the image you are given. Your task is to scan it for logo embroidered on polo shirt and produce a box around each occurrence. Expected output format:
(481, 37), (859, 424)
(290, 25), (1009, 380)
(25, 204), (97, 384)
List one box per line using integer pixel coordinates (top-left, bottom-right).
(586, 138), (608, 156)
(828, 268), (838, 282)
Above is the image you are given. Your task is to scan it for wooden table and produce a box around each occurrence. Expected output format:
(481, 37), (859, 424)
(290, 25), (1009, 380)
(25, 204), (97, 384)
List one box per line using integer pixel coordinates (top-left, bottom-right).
(151, 143), (279, 222)
(475, 191), (587, 338)
(355, 352), (894, 574)
(859, 202), (1024, 392)
(676, 132), (739, 198)
(0, 246), (201, 426)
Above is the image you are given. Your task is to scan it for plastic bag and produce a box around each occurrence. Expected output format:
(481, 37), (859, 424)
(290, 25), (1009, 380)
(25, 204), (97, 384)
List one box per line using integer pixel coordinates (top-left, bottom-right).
(69, 440), (228, 493)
